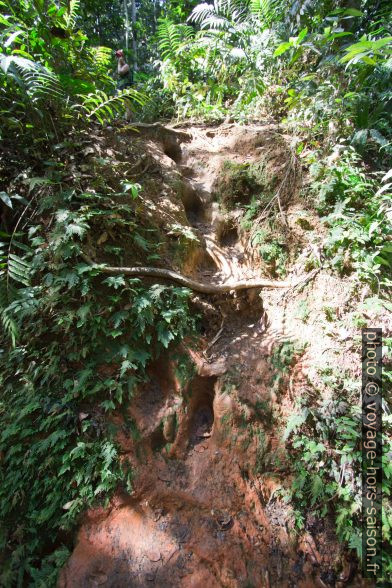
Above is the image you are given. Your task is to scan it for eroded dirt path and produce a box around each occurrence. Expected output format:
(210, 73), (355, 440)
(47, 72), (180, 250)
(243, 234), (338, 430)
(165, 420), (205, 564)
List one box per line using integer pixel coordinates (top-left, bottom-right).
(59, 123), (377, 588)
(178, 124), (284, 285)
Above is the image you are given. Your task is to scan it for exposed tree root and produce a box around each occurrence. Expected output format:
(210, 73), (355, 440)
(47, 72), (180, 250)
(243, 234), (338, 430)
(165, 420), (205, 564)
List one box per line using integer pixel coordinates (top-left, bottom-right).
(81, 254), (291, 293)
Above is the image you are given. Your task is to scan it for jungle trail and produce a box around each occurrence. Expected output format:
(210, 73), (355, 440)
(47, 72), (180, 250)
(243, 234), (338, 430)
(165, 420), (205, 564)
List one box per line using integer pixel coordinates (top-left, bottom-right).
(0, 1), (391, 587)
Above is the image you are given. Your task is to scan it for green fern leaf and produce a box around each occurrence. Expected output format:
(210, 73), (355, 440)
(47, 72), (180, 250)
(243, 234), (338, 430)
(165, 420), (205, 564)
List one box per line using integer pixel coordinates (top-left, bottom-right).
(64, 0), (80, 29)
(310, 474), (324, 505)
(348, 532), (362, 560)
(283, 409), (308, 440)
(0, 56), (64, 102)
(75, 88), (147, 124)
(158, 19), (195, 59)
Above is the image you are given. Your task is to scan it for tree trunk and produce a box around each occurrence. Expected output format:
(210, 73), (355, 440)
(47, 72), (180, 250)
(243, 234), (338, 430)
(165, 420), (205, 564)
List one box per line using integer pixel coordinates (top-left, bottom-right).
(123, 0), (129, 51)
(131, 0), (137, 70)
(152, 0), (160, 34)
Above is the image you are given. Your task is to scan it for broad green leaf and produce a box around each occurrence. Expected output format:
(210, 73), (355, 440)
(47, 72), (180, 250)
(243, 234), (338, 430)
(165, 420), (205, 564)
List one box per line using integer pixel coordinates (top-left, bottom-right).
(297, 27), (308, 44)
(274, 42), (292, 57)
(0, 192), (12, 208)
(342, 8), (363, 17)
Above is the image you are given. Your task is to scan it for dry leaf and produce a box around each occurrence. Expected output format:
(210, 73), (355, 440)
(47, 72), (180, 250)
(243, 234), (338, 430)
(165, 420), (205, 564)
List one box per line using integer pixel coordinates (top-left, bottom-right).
(97, 232), (108, 245)
(62, 500), (75, 510)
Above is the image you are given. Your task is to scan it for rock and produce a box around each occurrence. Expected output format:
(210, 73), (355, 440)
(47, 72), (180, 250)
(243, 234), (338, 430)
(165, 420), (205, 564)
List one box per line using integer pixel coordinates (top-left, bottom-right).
(145, 549), (161, 562)
(216, 513), (234, 531)
(152, 508), (163, 522)
(163, 413), (176, 442)
(190, 351), (227, 376)
(87, 572), (107, 586)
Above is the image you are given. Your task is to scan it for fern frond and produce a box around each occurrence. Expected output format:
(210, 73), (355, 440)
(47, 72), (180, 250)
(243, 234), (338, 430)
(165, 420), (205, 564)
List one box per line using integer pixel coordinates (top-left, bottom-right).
(158, 19), (181, 59)
(190, 0), (250, 28)
(0, 56), (64, 102)
(64, 0), (80, 29)
(189, 4), (216, 25)
(0, 239), (31, 288)
(0, 277), (19, 346)
(74, 88), (147, 124)
(283, 409), (308, 440)
(348, 532), (362, 561)
(310, 473), (324, 505)
(250, 0), (282, 25)
(0, 281), (37, 346)
(0, 234), (33, 345)
(7, 254), (31, 286)
(0, 304), (19, 346)
(88, 46), (112, 69)
(157, 19), (195, 60)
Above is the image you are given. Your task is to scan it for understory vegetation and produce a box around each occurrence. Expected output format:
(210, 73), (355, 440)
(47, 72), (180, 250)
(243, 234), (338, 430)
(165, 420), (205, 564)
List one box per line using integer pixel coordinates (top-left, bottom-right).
(0, 0), (391, 585)
(283, 365), (392, 579)
(0, 133), (196, 581)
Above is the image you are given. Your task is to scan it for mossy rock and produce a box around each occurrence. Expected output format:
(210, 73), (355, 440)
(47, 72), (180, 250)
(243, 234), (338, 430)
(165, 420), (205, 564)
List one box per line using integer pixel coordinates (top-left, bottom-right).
(296, 217), (314, 230)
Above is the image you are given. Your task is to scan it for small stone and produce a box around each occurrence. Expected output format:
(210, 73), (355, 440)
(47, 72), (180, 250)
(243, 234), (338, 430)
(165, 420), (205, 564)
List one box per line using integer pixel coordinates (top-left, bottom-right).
(153, 508), (163, 522)
(146, 549), (161, 562)
(88, 572), (107, 586)
(217, 513), (234, 530)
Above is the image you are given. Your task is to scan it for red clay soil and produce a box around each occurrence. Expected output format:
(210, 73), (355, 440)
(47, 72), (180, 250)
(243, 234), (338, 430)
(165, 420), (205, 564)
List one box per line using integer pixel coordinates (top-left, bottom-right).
(58, 358), (368, 588)
(58, 125), (379, 588)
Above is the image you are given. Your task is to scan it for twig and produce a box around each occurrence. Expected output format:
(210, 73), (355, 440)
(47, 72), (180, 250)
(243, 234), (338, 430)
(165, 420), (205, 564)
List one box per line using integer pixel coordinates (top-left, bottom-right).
(290, 268), (321, 293)
(248, 150), (297, 245)
(129, 162), (151, 178)
(203, 318), (225, 358)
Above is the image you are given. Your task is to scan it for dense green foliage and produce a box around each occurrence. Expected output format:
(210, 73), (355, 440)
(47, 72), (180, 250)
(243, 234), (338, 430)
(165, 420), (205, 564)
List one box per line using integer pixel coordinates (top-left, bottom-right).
(0, 265), (194, 582)
(0, 0), (391, 585)
(153, 0), (391, 288)
(283, 366), (392, 579)
(0, 0), (146, 149)
(0, 157), (196, 583)
(0, 4), (196, 581)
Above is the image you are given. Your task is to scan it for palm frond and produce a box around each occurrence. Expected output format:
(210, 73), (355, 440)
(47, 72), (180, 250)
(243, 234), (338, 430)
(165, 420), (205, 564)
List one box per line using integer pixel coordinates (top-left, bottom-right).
(190, 0), (250, 28)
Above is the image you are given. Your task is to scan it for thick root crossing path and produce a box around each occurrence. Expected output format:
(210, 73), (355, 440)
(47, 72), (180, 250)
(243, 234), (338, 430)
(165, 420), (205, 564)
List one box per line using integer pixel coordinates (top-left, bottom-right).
(82, 255), (291, 293)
